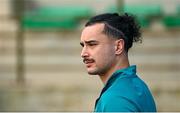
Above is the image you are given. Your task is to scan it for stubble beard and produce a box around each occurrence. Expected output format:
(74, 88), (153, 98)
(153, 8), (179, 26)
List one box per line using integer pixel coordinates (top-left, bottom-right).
(87, 62), (113, 76)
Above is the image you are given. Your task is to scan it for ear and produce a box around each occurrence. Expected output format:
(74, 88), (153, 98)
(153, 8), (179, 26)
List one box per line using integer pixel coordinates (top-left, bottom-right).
(115, 39), (124, 55)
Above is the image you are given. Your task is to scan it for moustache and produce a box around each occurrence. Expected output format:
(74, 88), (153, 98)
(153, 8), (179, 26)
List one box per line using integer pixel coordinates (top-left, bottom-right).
(83, 58), (95, 64)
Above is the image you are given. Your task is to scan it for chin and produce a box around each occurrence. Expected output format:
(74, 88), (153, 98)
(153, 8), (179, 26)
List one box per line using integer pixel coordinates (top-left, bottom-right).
(87, 69), (99, 75)
(88, 72), (98, 75)
(87, 67), (107, 76)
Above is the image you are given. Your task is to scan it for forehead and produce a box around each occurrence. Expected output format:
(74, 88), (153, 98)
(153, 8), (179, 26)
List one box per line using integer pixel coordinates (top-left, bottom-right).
(81, 23), (106, 41)
(83, 23), (104, 34)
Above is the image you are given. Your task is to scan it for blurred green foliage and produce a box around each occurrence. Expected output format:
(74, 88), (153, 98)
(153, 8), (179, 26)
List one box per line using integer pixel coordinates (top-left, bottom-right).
(22, 6), (93, 29)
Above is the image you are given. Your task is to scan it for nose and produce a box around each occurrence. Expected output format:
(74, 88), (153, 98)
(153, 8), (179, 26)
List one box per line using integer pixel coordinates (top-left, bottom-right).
(81, 47), (89, 58)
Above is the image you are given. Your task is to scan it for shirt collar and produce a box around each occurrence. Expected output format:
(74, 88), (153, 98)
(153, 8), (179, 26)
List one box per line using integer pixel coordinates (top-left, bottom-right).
(94, 65), (137, 109)
(111, 65), (137, 80)
(101, 65), (137, 95)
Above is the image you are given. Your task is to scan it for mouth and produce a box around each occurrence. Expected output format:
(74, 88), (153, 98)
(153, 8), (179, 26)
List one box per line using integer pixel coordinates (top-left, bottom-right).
(83, 59), (95, 67)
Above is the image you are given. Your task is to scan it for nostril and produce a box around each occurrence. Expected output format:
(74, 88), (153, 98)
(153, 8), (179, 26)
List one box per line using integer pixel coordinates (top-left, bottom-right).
(81, 53), (86, 57)
(81, 51), (89, 58)
(81, 53), (84, 57)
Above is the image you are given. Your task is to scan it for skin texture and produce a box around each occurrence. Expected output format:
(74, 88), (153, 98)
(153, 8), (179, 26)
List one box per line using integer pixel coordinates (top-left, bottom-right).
(80, 23), (130, 84)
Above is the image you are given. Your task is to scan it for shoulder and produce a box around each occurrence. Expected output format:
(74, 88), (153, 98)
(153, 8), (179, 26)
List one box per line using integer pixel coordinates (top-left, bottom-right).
(98, 76), (156, 112)
(99, 91), (140, 112)
(111, 74), (150, 98)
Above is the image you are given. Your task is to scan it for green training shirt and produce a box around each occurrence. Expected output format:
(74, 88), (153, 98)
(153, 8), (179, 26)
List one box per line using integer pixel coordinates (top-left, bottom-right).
(94, 65), (156, 112)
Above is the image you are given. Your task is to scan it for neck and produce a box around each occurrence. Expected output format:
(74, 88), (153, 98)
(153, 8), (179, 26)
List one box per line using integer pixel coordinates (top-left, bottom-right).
(99, 53), (130, 85)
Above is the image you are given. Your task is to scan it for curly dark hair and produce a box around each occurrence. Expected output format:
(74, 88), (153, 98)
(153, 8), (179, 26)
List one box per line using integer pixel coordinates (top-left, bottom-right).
(85, 13), (142, 52)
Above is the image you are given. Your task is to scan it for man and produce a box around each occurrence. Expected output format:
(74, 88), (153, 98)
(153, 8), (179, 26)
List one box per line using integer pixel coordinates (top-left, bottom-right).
(80, 13), (156, 112)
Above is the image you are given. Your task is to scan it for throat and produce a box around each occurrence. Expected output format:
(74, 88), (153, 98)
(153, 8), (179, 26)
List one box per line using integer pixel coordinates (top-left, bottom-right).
(99, 74), (111, 85)
(98, 66), (118, 85)
(99, 61), (130, 85)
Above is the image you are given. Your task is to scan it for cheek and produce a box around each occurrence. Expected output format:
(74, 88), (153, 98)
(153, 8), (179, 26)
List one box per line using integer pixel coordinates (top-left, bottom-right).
(104, 50), (115, 63)
(94, 46), (115, 64)
(103, 45), (115, 57)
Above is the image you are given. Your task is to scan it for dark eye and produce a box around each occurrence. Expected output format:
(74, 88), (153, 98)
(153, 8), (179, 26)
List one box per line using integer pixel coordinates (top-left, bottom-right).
(89, 43), (97, 46)
(80, 43), (84, 47)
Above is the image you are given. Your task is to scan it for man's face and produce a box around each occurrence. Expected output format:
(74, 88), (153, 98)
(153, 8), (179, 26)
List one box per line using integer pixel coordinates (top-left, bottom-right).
(80, 23), (117, 75)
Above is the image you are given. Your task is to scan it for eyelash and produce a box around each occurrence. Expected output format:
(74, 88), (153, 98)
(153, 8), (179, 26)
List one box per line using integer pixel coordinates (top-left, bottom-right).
(80, 43), (97, 47)
(89, 43), (97, 46)
(80, 44), (84, 47)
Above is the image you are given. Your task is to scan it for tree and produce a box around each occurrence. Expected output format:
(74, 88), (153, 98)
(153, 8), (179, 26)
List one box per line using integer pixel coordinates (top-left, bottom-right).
(117, 0), (124, 14)
(12, 0), (25, 85)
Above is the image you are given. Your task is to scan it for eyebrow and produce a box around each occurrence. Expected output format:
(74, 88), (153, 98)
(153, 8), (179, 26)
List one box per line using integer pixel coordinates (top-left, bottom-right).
(80, 40), (99, 46)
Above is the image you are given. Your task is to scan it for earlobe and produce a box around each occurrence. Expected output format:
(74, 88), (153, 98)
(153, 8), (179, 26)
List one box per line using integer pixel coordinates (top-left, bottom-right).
(115, 39), (124, 55)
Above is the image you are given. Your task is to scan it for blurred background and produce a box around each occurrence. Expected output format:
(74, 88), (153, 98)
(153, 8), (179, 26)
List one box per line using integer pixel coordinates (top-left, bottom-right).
(0, 0), (180, 111)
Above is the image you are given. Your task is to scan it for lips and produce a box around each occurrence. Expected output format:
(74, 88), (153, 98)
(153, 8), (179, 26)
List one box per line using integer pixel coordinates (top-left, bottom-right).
(83, 59), (95, 64)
